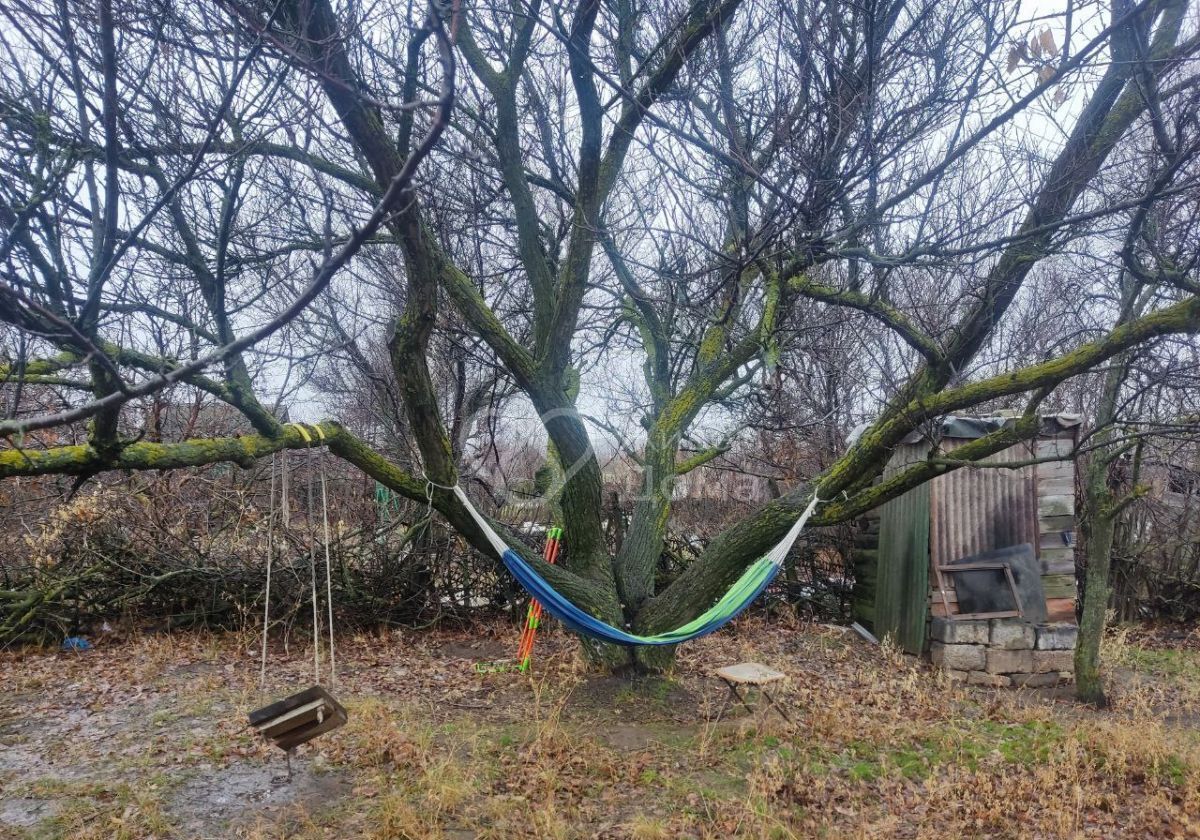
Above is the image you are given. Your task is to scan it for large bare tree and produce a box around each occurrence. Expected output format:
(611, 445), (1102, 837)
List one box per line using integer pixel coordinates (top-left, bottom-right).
(3, 0), (1199, 670)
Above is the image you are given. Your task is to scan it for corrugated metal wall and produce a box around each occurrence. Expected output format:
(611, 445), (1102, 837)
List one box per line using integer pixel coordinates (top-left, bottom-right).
(927, 439), (1038, 620)
(929, 439), (1038, 565)
(874, 444), (931, 653)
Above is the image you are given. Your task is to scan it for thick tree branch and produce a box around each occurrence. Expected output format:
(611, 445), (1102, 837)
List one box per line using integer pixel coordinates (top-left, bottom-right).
(638, 292), (1200, 633)
(788, 275), (942, 363)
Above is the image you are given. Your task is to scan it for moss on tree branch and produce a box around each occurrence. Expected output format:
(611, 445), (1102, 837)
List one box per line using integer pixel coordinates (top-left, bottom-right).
(0, 421), (337, 478)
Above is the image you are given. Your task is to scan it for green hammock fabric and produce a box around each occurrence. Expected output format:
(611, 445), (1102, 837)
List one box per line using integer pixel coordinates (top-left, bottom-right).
(455, 485), (821, 647)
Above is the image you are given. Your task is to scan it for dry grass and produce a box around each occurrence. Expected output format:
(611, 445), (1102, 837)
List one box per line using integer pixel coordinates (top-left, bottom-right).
(2, 618), (1199, 838)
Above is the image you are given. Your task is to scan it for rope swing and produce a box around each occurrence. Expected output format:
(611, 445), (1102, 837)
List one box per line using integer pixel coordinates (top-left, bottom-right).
(258, 426), (338, 689)
(249, 425), (347, 779)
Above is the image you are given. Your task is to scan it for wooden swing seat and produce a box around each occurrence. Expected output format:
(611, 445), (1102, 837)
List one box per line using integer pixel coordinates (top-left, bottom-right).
(249, 685), (347, 752)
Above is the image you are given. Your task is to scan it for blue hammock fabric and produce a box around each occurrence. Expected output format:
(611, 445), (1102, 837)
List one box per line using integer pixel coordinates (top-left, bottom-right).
(498, 548), (782, 647)
(450, 484), (821, 647)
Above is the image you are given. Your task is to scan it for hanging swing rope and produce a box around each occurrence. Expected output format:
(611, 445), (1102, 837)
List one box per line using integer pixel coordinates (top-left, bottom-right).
(318, 447), (337, 688)
(258, 436), (337, 689)
(248, 424), (347, 776)
(285, 422), (339, 688)
(307, 450), (321, 685)
(260, 453), (277, 692)
(291, 423), (337, 688)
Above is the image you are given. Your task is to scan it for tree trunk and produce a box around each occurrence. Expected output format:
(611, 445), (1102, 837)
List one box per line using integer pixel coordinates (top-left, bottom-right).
(1073, 263), (1149, 706)
(1075, 490), (1115, 707)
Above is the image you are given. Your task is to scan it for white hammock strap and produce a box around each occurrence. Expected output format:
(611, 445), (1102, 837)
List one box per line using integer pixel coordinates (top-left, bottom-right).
(451, 484), (510, 558)
(448, 482), (819, 571)
(764, 492), (823, 567)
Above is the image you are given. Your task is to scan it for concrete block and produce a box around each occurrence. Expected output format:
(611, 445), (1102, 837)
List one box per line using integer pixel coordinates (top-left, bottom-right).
(968, 671), (1012, 688)
(931, 642), (986, 672)
(1040, 556), (1076, 576)
(986, 648), (1033, 674)
(1009, 672), (1062, 688)
(1033, 650), (1074, 673)
(1036, 624), (1078, 651)
(1038, 495), (1075, 517)
(990, 619), (1036, 650)
(931, 617), (990, 645)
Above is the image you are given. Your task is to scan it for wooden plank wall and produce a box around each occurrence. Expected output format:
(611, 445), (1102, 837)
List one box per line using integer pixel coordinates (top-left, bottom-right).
(851, 507), (881, 630)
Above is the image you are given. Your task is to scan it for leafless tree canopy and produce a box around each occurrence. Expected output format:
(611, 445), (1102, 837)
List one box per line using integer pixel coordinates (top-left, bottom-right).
(2, 0), (1199, 667)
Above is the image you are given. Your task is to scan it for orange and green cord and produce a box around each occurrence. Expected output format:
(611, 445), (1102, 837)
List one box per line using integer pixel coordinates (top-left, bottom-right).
(515, 526), (562, 671)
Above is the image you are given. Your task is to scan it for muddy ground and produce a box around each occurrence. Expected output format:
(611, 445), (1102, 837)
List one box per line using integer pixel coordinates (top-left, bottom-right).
(1, 618), (1198, 838)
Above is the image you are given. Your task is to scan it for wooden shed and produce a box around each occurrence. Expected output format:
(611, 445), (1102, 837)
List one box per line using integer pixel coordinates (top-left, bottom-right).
(855, 415), (1080, 655)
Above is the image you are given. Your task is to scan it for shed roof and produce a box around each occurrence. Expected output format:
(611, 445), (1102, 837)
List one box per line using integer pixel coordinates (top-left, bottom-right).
(899, 413), (1081, 444)
(847, 413), (1082, 448)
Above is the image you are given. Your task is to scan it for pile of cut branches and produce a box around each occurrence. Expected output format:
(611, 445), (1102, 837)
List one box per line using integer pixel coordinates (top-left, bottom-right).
(0, 487), (511, 646)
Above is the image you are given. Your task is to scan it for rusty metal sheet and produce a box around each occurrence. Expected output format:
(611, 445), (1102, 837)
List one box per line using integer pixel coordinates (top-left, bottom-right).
(929, 438), (1039, 571)
(873, 424), (1079, 645)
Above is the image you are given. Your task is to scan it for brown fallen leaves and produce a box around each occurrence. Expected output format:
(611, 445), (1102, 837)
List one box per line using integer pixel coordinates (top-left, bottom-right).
(1, 617), (1198, 838)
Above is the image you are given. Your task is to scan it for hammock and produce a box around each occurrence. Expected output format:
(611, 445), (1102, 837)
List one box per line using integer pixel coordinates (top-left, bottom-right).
(451, 485), (822, 647)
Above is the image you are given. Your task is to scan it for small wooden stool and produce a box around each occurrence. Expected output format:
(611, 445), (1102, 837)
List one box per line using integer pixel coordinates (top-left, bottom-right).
(713, 662), (792, 724)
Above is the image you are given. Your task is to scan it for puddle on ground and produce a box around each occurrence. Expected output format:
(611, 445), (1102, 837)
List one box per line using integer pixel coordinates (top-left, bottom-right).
(0, 741), (52, 776)
(168, 760), (352, 834)
(0, 797), (58, 828)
